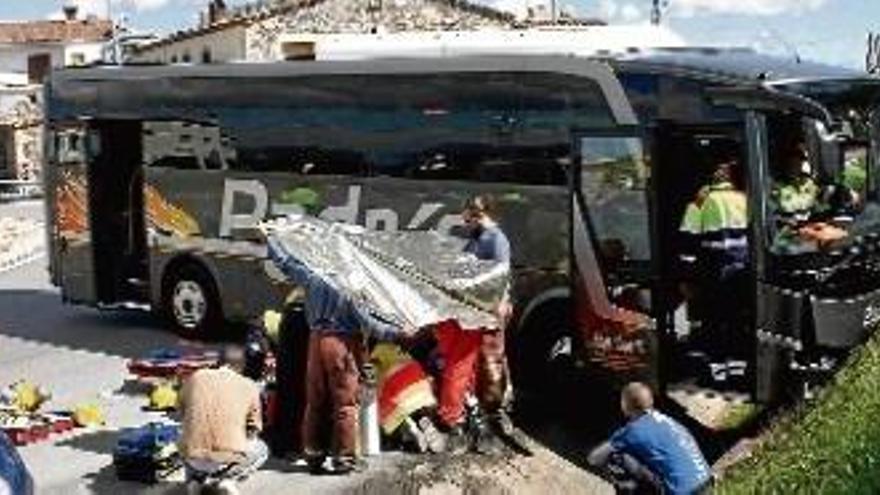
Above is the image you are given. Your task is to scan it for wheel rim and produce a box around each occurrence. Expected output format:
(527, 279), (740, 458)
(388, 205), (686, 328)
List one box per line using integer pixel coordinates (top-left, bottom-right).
(172, 280), (207, 330)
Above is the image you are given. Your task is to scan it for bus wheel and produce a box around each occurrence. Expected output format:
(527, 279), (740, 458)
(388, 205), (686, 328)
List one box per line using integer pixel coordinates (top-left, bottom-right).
(162, 262), (222, 340)
(513, 303), (576, 404)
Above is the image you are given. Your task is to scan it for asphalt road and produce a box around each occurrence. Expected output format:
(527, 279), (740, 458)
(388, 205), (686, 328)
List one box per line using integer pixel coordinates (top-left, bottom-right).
(0, 201), (611, 495)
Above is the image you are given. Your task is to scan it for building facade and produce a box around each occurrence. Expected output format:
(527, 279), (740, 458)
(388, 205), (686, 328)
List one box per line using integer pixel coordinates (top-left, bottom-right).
(130, 0), (518, 64)
(0, 86), (42, 181)
(0, 7), (111, 182)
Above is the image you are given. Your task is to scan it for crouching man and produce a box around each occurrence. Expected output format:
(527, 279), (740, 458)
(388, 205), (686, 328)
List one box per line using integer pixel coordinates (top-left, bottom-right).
(179, 345), (267, 495)
(588, 382), (712, 495)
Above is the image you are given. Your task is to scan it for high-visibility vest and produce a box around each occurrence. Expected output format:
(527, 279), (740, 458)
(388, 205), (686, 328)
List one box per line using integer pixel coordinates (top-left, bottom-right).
(679, 182), (748, 278)
(773, 177), (818, 217)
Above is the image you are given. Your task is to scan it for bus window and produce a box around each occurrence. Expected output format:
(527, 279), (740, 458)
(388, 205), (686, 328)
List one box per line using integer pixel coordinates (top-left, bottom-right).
(369, 72), (610, 186)
(579, 137), (651, 273)
(367, 73), (518, 182)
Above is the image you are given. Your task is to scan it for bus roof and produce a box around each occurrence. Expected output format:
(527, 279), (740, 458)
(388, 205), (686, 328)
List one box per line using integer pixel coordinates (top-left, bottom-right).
(52, 47), (874, 90)
(612, 47), (871, 86)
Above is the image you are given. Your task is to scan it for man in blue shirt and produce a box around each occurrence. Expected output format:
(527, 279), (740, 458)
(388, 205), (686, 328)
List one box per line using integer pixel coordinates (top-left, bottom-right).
(266, 234), (403, 474)
(461, 195), (513, 435)
(588, 382), (711, 494)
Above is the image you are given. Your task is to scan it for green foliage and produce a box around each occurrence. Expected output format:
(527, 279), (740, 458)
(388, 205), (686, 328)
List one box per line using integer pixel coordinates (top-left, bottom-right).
(719, 333), (880, 494)
(278, 187), (320, 214)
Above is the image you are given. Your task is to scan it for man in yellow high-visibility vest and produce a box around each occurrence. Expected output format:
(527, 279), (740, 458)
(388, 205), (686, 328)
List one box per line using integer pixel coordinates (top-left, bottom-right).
(679, 155), (749, 385)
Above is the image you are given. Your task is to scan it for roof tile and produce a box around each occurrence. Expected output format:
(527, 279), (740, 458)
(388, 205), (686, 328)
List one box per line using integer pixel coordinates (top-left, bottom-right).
(0, 19), (113, 44)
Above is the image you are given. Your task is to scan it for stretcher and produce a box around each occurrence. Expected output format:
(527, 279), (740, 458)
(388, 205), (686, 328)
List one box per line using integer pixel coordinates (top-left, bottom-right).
(127, 348), (219, 379)
(0, 410), (77, 446)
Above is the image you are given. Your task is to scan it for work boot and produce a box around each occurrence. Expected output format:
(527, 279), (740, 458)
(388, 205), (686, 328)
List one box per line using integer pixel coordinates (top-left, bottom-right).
(726, 360), (747, 377)
(443, 425), (470, 456)
(330, 456), (365, 475)
(305, 453), (327, 475)
(472, 422), (503, 456)
(708, 362), (728, 384)
(418, 416), (446, 454)
(401, 417), (429, 453)
(488, 410), (515, 437)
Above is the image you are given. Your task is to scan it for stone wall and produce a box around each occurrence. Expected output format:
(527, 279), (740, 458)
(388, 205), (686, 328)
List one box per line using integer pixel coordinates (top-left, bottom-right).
(246, 0), (510, 60)
(0, 88), (43, 182)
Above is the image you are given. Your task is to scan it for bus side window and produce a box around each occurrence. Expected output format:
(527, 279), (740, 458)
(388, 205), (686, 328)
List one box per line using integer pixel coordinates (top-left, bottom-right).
(366, 73), (516, 182)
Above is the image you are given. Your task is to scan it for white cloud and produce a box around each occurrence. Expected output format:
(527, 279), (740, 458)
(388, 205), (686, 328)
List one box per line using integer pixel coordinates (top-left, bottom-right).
(594, 0), (648, 24)
(597, 0), (618, 19)
(669, 0), (828, 18)
(619, 3), (643, 22)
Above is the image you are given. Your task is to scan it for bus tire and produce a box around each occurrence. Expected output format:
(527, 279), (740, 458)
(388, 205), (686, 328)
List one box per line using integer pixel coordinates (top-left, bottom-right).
(512, 301), (576, 404)
(161, 262), (223, 340)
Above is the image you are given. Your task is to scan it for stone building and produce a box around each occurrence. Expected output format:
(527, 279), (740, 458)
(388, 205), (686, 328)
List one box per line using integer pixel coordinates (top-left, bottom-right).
(128, 0), (687, 65)
(130, 0), (524, 63)
(0, 4), (111, 183)
(0, 86), (42, 182)
(0, 5), (111, 85)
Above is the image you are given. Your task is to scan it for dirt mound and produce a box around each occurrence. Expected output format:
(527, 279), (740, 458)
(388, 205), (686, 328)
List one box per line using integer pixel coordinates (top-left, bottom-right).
(350, 434), (613, 495)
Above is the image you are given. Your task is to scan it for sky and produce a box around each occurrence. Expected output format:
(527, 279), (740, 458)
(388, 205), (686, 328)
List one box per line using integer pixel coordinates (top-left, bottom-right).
(0, 0), (877, 69)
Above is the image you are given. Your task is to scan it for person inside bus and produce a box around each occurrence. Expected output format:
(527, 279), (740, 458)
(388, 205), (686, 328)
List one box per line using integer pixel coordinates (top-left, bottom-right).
(679, 148), (749, 385)
(770, 139), (849, 253)
(264, 233), (406, 475)
(588, 382), (712, 495)
(771, 139), (819, 225)
(179, 345), (267, 495)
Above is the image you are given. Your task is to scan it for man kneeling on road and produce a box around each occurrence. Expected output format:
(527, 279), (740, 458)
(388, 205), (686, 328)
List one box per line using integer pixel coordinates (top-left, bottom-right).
(589, 382), (711, 495)
(179, 345), (267, 495)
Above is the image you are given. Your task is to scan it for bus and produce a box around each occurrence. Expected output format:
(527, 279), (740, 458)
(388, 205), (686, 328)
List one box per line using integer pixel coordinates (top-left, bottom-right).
(44, 49), (880, 405)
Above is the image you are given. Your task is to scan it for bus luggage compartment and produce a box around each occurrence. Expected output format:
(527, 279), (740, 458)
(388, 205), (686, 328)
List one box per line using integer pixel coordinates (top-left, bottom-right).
(811, 289), (880, 349)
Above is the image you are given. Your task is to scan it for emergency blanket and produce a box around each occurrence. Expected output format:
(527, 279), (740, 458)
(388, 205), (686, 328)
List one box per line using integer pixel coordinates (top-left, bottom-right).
(262, 215), (510, 333)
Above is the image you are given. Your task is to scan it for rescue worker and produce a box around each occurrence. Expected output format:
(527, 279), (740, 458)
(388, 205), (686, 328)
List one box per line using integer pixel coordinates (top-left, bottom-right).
(771, 141), (819, 226)
(462, 195), (513, 431)
(430, 194), (514, 452)
(770, 140), (851, 253)
(588, 382), (712, 495)
(265, 233), (404, 475)
(179, 345), (267, 495)
(679, 152), (749, 384)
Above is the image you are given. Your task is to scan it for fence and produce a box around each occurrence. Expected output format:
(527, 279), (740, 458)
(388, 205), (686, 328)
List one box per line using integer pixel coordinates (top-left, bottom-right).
(0, 180), (43, 202)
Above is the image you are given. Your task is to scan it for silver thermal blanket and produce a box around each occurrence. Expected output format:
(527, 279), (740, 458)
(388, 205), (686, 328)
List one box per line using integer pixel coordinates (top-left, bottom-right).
(262, 215), (510, 333)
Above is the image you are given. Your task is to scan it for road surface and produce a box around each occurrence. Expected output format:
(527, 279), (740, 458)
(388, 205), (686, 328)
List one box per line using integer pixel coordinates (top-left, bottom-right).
(0, 201), (611, 494)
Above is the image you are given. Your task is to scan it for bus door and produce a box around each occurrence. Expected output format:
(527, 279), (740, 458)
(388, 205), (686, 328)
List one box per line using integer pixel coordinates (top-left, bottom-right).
(651, 122), (749, 389)
(49, 122), (97, 304)
(85, 119), (148, 305)
(573, 132), (657, 390)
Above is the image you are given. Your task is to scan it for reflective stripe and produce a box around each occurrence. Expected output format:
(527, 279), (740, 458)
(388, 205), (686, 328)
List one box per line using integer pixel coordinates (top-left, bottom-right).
(701, 237), (748, 250)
